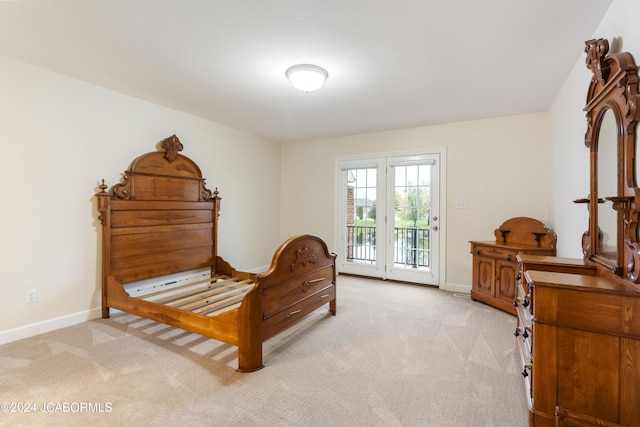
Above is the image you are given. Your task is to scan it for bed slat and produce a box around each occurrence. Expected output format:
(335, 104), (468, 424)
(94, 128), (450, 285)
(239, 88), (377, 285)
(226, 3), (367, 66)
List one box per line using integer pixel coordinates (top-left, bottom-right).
(199, 302), (242, 316)
(136, 275), (227, 299)
(186, 286), (253, 313)
(157, 279), (252, 306)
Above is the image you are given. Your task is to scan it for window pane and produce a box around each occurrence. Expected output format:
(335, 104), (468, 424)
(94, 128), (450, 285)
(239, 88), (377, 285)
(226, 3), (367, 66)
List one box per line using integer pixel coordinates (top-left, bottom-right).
(345, 167), (377, 265)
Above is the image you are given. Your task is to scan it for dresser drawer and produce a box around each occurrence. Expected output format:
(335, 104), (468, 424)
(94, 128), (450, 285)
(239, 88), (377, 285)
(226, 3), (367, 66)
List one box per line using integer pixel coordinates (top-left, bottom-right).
(515, 296), (532, 356)
(514, 278), (533, 315)
(471, 244), (517, 261)
(514, 314), (533, 409)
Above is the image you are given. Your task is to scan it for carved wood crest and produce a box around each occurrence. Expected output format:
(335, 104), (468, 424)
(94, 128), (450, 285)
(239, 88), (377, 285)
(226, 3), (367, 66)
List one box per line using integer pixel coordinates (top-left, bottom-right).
(291, 246), (318, 271)
(96, 135), (217, 224)
(160, 134), (183, 163)
(585, 38), (611, 86)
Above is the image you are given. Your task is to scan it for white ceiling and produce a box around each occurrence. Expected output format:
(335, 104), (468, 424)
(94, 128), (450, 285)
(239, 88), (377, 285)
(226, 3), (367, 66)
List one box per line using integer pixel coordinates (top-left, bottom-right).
(0, 1), (613, 142)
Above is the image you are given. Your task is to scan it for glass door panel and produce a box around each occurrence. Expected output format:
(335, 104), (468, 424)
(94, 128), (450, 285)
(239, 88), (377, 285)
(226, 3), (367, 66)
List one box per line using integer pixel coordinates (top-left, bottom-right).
(338, 153), (441, 286)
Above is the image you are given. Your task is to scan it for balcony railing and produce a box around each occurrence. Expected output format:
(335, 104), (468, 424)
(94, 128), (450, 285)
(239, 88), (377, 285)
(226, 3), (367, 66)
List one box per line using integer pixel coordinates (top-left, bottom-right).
(346, 225), (430, 267)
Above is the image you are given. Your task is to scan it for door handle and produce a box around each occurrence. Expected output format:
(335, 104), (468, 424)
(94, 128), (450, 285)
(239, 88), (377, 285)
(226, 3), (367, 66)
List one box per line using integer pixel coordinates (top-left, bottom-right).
(432, 225), (439, 231)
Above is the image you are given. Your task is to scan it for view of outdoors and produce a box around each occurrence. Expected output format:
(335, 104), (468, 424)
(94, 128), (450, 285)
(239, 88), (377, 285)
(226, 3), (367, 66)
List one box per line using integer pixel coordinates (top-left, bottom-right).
(345, 164), (431, 269)
(345, 167), (377, 264)
(393, 164), (431, 268)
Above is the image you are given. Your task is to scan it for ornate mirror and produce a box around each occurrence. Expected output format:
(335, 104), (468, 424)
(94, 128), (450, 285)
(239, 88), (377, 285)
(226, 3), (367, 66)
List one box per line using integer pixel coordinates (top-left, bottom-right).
(581, 38), (640, 281)
(596, 109), (618, 261)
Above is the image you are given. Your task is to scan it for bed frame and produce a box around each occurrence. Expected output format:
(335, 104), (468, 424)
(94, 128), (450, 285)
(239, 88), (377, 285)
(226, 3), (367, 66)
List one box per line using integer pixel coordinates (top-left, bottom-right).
(95, 135), (337, 372)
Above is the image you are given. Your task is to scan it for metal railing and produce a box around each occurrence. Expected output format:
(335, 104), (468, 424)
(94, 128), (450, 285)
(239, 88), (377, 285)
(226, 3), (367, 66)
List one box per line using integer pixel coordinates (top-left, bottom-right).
(346, 225), (430, 267)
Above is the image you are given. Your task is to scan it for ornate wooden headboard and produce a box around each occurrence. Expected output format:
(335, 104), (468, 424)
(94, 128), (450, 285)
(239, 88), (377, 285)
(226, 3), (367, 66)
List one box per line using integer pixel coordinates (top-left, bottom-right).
(96, 135), (220, 289)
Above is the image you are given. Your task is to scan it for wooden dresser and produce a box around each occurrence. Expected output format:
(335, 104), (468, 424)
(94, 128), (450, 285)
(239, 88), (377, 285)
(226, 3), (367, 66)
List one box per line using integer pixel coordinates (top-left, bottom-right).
(516, 262), (640, 427)
(470, 217), (556, 315)
(511, 38), (640, 427)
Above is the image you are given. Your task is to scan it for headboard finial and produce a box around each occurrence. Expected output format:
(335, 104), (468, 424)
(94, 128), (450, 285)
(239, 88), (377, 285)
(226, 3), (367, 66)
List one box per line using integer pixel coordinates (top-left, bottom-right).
(160, 134), (183, 163)
(98, 179), (108, 194)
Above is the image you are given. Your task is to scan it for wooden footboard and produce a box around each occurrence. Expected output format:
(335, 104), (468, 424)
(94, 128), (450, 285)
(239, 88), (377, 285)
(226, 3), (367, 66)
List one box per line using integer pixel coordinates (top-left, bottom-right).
(256, 234), (337, 340)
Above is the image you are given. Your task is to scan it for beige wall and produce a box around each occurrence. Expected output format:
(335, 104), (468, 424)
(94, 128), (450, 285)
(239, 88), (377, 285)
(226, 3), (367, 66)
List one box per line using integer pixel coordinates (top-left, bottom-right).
(549, 0), (638, 258)
(0, 56), (281, 342)
(280, 112), (550, 289)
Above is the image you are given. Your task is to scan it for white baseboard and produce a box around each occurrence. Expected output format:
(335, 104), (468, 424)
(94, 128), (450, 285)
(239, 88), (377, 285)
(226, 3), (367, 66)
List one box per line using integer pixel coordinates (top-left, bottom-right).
(0, 307), (102, 346)
(442, 282), (472, 294)
(244, 265), (269, 274)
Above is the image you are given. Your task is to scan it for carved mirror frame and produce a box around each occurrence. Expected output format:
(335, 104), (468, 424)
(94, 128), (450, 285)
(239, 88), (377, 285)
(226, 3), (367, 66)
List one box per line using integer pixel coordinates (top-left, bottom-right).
(581, 38), (640, 281)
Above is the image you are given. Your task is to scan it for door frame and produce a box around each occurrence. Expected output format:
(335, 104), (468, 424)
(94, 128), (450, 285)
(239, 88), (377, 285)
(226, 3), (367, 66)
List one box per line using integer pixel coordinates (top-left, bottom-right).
(334, 147), (447, 287)
(385, 153), (440, 284)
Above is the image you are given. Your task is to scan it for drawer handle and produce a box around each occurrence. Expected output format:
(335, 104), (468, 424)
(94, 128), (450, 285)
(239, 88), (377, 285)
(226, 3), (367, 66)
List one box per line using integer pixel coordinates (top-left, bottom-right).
(522, 363), (532, 378)
(286, 309), (302, 319)
(315, 294), (330, 303)
(514, 294), (530, 308)
(301, 277), (325, 292)
(507, 254), (512, 261)
(514, 327), (521, 337)
(523, 327), (531, 339)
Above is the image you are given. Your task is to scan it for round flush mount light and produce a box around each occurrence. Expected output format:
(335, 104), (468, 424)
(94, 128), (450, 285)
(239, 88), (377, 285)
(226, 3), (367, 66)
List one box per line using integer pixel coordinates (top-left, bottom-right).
(285, 64), (328, 92)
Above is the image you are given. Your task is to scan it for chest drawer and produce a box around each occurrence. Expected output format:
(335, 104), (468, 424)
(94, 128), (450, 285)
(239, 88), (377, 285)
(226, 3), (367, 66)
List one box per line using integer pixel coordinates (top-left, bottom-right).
(515, 285), (533, 352)
(471, 243), (517, 261)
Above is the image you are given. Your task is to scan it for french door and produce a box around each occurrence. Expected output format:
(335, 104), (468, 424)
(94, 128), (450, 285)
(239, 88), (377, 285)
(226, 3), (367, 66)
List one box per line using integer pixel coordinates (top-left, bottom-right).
(337, 151), (443, 286)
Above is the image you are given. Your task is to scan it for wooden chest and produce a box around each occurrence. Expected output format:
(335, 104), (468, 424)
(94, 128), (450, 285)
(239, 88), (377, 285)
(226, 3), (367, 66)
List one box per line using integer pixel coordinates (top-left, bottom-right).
(470, 241), (555, 314)
(519, 267), (640, 427)
(469, 216), (556, 315)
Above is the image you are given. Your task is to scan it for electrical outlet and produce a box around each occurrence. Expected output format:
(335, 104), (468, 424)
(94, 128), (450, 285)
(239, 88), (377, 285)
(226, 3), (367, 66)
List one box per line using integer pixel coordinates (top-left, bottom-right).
(456, 200), (469, 209)
(26, 288), (37, 304)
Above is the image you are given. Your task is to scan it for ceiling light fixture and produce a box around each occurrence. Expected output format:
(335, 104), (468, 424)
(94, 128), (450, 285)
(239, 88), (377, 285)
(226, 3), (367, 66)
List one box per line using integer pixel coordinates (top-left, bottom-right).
(286, 64), (328, 92)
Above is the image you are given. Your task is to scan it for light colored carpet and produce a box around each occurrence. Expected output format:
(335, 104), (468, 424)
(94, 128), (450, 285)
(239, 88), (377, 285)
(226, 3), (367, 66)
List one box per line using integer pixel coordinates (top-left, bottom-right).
(0, 275), (527, 426)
